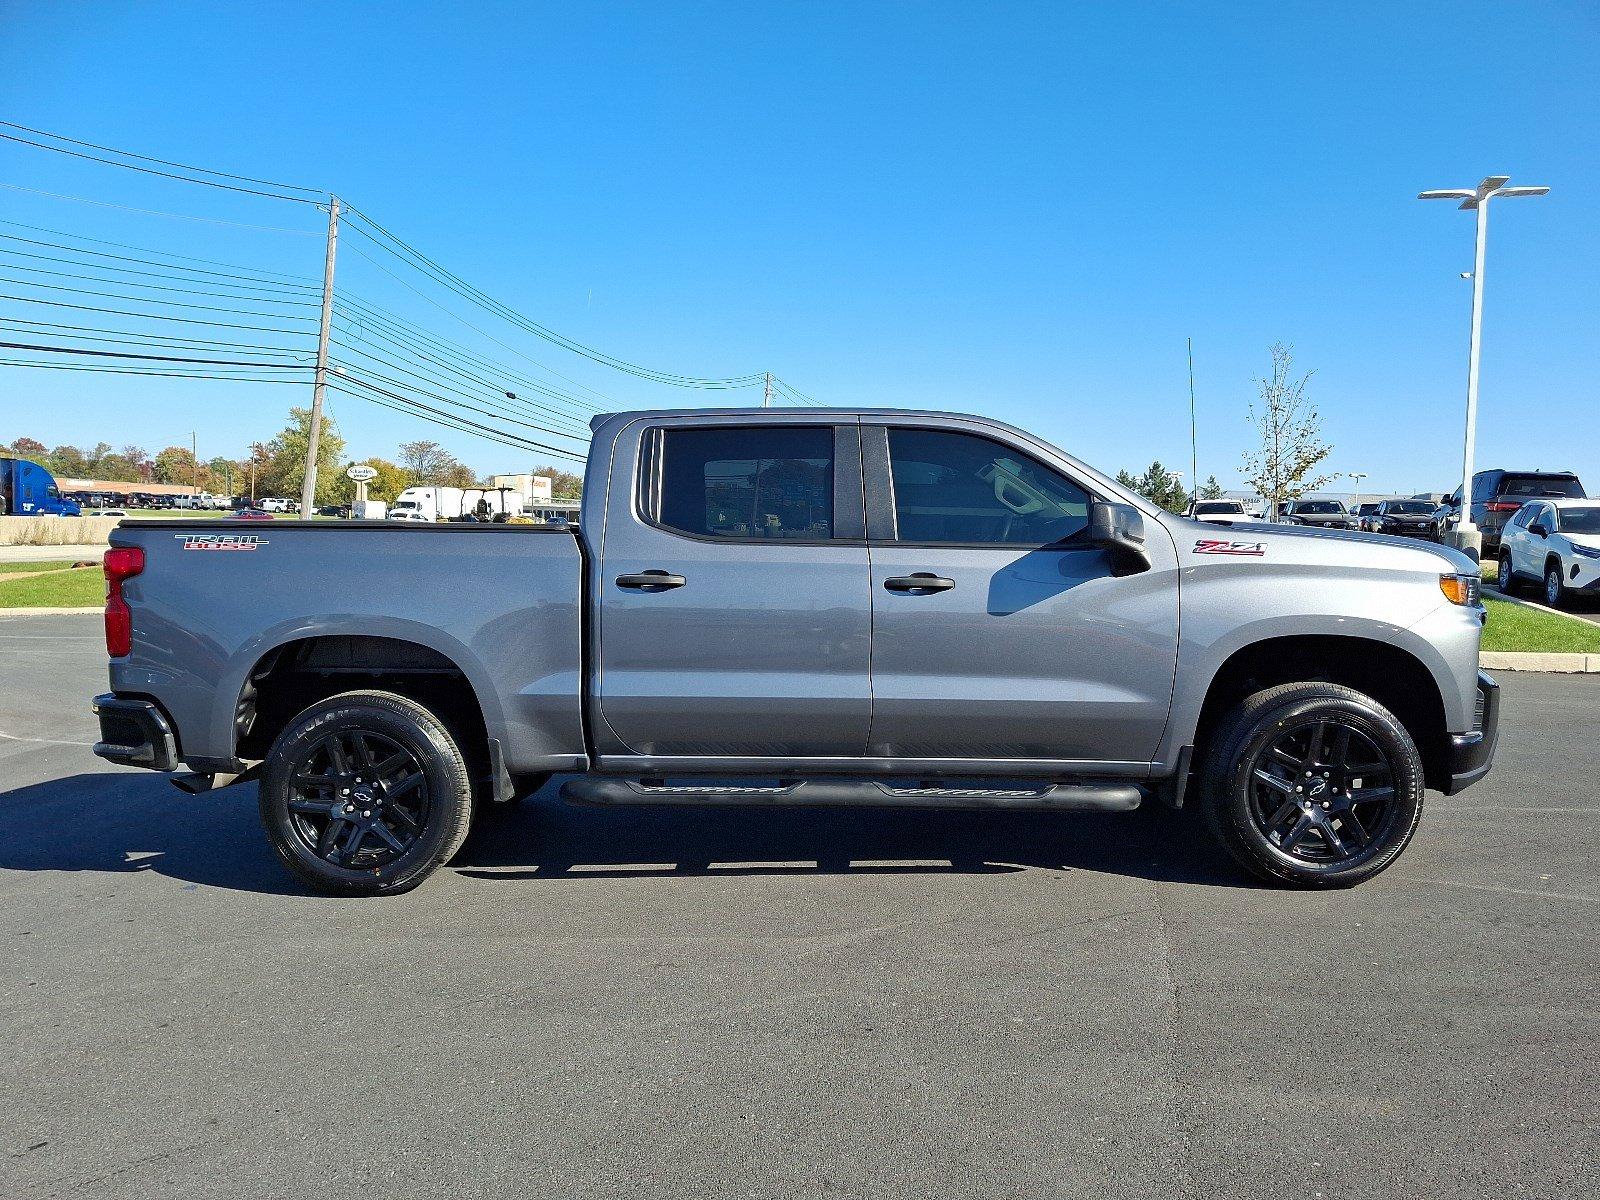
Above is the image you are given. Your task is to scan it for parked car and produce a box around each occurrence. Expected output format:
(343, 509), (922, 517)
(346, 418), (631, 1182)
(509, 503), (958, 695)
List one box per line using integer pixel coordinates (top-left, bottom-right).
(1496, 499), (1600, 608)
(1352, 502), (1383, 531)
(231, 507), (275, 521)
(1283, 500), (1358, 530)
(1370, 499), (1439, 540)
(1434, 469), (1587, 552)
(1183, 498), (1258, 524)
(92, 407), (1498, 896)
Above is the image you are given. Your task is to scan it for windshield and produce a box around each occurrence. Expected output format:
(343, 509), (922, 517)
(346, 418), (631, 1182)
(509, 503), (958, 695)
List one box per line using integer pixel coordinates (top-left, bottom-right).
(1297, 501), (1345, 514)
(1194, 501), (1242, 515)
(1557, 507), (1600, 535)
(393, 501), (419, 510)
(1502, 475), (1584, 498)
(1386, 501), (1434, 515)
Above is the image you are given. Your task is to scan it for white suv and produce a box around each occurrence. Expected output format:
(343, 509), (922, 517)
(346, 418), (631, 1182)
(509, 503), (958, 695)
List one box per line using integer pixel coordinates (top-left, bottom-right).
(1498, 498), (1600, 608)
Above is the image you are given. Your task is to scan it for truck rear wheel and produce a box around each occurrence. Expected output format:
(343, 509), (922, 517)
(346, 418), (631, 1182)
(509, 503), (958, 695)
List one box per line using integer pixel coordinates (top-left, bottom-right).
(1197, 682), (1424, 888)
(259, 690), (474, 896)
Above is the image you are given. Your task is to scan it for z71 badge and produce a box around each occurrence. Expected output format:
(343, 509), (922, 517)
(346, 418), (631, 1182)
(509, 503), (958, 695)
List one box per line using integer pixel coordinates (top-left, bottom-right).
(175, 534), (269, 551)
(1194, 538), (1265, 557)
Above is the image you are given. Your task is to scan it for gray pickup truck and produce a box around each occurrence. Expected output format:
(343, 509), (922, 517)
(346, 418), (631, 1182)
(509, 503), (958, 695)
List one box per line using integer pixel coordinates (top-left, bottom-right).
(92, 408), (1499, 895)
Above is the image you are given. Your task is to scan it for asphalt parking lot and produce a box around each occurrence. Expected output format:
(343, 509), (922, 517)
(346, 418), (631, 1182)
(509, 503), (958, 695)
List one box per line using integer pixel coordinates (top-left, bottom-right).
(2, 614), (1595, 1200)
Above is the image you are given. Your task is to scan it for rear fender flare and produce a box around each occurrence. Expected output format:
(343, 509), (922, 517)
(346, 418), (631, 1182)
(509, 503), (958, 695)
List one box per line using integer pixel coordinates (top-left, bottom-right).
(215, 615), (507, 764)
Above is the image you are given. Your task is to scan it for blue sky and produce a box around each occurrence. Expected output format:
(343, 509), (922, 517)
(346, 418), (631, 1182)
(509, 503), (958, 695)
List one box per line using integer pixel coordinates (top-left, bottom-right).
(1, 0), (1596, 493)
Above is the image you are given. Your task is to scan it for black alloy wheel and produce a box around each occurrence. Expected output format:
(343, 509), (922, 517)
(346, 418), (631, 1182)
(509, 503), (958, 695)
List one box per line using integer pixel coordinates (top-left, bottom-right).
(1198, 682), (1425, 887)
(1246, 718), (1399, 865)
(285, 729), (431, 869)
(1499, 551), (1516, 593)
(259, 690), (474, 895)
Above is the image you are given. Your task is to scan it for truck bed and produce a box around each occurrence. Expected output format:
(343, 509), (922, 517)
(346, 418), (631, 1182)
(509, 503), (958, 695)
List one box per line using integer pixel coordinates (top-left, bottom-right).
(107, 519), (587, 773)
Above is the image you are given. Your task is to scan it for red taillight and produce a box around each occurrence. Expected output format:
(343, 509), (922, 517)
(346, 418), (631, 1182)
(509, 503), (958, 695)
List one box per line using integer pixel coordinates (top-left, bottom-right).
(103, 546), (144, 658)
(1484, 501), (1522, 512)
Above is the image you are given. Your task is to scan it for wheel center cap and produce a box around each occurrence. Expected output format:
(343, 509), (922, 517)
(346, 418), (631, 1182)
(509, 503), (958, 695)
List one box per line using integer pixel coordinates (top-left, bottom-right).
(1308, 778), (1328, 797)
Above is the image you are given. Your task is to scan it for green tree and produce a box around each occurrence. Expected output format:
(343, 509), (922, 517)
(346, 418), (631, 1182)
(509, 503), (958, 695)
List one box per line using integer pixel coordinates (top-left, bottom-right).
(1125, 460), (1190, 513)
(48, 444), (89, 477)
(532, 465), (584, 499)
(261, 407), (346, 505)
(1198, 475), (1225, 500)
(153, 446), (199, 487)
(332, 458), (410, 504)
(1241, 343), (1336, 513)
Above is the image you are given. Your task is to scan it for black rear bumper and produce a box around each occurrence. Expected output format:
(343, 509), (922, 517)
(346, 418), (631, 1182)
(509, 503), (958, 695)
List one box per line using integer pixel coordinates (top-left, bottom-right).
(1442, 673), (1500, 795)
(91, 693), (178, 771)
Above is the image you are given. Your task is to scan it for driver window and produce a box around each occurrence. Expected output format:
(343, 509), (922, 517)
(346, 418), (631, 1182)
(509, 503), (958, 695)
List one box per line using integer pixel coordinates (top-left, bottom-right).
(886, 428), (1089, 546)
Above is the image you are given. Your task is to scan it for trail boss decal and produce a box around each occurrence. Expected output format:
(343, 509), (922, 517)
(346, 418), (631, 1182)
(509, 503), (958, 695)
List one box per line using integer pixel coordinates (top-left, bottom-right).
(175, 534), (269, 551)
(1194, 538), (1266, 557)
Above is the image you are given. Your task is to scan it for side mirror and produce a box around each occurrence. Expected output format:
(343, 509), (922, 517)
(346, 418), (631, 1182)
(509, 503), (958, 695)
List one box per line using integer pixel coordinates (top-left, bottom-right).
(1089, 501), (1150, 574)
(1529, 522), (1549, 538)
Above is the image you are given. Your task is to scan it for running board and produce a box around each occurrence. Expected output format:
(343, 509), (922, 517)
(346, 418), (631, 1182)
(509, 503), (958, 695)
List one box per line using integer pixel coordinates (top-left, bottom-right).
(560, 777), (1144, 812)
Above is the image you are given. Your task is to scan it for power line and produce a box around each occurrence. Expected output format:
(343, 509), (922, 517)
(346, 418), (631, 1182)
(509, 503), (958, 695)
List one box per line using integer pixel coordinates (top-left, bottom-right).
(0, 125), (322, 204)
(329, 330), (590, 436)
(0, 181), (321, 236)
(0, 292), (319, 335)
(1, 317), (313, 358)
(329, 357), (589, 446)
(331, 298), (596, 425)
(0, 239), (318, 294)
(0, 357), (310, 382)
(340, 239), (615, 411)
(1, 339), (313, 369)
(341, 203), (764, 389)
(0, 254), (321, 304)
(326, 380), (577, 457)
(0, 274), (323, 320)
(0, 120), (325, 195)
(327, 374), (586, 460)
(0, 219), (320, 283)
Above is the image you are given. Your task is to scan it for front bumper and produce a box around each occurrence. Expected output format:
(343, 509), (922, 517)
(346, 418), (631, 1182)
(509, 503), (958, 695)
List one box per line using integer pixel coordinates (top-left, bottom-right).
(1442, 673), (1500, 795)
(91, 693), (179, 771)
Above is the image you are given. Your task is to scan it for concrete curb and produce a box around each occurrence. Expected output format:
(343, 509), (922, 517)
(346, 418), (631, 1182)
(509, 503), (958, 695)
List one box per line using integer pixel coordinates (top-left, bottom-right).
(1481, 651), (1600, 674)
(0, 607), (102, 617)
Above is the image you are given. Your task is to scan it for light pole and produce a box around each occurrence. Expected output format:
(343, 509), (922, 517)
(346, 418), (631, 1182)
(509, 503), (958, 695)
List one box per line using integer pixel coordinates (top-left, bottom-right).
(1348, 471), (1367, 514)
(1418, 175), (1549, 558)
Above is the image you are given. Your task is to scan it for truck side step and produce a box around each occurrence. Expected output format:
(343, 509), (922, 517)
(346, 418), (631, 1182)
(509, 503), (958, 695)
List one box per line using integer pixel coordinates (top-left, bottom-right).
(560, 777), (1143, 812)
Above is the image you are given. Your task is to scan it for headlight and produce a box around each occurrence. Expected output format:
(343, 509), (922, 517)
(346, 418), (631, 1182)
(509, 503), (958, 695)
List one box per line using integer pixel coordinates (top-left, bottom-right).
(1573, 545), (1600, 560)
(1439, 573), (1481, 606)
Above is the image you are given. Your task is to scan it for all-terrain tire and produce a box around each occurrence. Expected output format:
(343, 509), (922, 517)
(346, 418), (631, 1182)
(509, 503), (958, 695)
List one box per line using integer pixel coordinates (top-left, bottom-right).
(1197, 682), (1425, 888)
(259, 690), (474, 896)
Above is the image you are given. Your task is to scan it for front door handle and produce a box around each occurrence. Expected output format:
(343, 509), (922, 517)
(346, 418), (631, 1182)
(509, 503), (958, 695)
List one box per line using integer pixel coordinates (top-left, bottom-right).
(616, 570), (686, 591)
(884, 573), (955, 593)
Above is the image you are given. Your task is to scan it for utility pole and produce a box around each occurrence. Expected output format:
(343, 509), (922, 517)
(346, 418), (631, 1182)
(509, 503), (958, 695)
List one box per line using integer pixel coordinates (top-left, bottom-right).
(763, 372), (773, 408)
(1418, 175), (1548, 559)
(301, 195), (341, 518)
(1186, 338), (1197, 492)
(191, 431), (198, 496)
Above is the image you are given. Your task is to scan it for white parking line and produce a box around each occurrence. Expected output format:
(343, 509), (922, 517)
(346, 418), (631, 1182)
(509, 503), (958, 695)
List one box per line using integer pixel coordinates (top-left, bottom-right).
(0, 729), (95, 748)
(1394, 875), (1599, 904)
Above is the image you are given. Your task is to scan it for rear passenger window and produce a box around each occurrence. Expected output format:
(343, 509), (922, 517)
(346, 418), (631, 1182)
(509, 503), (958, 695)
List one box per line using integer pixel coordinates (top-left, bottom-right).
(886, 428), (1089, 545)
(652, 426), (833, 540)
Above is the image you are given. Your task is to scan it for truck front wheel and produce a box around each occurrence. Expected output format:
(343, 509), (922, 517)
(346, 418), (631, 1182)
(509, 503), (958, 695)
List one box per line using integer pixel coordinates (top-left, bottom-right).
(259, 690), (474, 896)
(1197, 682), (1425, 888)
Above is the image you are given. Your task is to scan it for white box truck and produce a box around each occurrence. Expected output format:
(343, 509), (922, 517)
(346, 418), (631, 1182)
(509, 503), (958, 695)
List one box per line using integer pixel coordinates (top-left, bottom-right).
(389, 486), (465, 522)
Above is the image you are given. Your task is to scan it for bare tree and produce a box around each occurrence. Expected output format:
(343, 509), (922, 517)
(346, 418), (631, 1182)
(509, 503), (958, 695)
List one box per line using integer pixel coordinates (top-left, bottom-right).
(1240, 343), (1336, 514)
(398, 439), (460, 484)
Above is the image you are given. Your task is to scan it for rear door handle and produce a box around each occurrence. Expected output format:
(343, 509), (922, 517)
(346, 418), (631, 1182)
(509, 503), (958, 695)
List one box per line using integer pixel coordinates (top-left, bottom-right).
(616, 570), (686, 591)
(883, 573), (955, 593)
